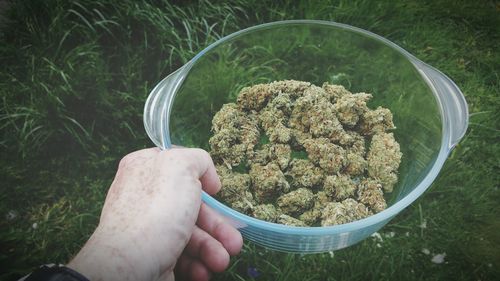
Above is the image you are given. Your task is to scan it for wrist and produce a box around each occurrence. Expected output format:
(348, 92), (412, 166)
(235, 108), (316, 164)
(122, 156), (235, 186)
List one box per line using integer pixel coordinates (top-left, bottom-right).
(67, 227), (158, 281)
(24, 264), (90, 281)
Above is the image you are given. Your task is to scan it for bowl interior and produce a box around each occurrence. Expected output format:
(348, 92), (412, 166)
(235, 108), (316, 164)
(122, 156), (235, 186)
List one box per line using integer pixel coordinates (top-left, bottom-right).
(169, 22), (442, 208)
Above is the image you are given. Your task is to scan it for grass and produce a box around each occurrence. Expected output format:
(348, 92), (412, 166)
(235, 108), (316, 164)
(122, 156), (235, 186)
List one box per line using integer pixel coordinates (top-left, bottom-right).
(0, 0), (499, 280)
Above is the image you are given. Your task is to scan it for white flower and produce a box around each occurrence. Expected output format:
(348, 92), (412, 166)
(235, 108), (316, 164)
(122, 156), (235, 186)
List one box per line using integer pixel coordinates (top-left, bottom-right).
(32, 222), (38, 229)
(371, 232), (383, 242)
(419, 220), (427, 229)
(328, 251), (334, 258)
(431, 253), (446, 264)
(421, 248), (430, 255)
(385, 231), (395, 238)
(5, 210), (18, 221)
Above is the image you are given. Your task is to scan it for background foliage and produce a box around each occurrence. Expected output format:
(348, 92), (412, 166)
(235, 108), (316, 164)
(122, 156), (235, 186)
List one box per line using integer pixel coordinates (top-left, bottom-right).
(1, 0), (499, 280)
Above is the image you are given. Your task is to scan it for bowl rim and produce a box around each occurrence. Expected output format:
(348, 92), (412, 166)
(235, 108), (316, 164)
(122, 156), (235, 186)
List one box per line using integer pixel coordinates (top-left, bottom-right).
(172, 20), (453, 235)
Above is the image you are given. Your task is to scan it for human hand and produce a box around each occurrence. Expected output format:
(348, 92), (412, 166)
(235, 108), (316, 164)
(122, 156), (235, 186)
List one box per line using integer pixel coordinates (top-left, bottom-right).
(68, 148), (243, 281)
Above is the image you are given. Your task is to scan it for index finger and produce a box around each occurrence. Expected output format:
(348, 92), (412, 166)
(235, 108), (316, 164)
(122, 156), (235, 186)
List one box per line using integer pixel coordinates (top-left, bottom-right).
(161, 148), (221, 195)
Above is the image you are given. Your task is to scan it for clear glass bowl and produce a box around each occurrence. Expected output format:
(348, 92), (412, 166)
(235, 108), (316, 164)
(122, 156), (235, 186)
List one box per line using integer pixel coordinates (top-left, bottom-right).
(144, 20), (468, 253)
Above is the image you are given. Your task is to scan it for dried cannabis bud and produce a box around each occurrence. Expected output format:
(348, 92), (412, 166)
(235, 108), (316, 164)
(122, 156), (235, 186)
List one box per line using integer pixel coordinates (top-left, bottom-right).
(237, 84), (275, 111)
(322, 82), (351, 102)
(359, 106), (395, 136)
(299, 206), (322, 225)
(344, 152), (367, 176)
(250, 143), (292, 170)
(303, 138), (346, 174)
(323, 174), (357, 200)
(253, 204), (281, 222)
(277, 188), (314, 216)
(334, 93), (372, 127)
(299, 191), (329, 225)
(259, 107), (293, 144)
(286, 159), (324, 189)
(209, 80), (402, 227)
(321, 199), (371, 226)
(367, 132), (402, 192)
(357, 179), (387, 212)
(277, 214), (307, 227)
(215, 165), (255, 213)
(290, 88), (345, 140)
(209, 104), (259, 166)
(250, 163), (290, 203)
(315, 191), (331, 205)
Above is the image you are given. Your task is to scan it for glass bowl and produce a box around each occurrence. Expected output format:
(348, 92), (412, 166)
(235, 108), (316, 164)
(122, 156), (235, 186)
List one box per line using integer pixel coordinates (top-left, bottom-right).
(144, 20), (468, 253)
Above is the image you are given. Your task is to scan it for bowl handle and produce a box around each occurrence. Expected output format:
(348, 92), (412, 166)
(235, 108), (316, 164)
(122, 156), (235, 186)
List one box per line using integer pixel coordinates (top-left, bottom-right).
(144, 64), (191, 149)
(414, 62), (469, 150)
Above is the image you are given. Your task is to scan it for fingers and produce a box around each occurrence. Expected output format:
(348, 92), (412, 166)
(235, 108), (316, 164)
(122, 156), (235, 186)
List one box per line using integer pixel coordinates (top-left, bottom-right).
(160, 147), (221, 195)
(198, 161), (221, 195)
(155, 271), (175, 281)
(197, 203), (243, 255)
(185, 225), (230, 273)
(128, 146), (220, 195)
(180, 204), (242, 277)
(176, 253), (212, 281)
(118, 147), (161, 169)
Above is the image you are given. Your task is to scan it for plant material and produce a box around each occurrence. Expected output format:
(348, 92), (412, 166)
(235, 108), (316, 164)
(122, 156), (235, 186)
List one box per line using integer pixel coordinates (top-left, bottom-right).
(210, 80), (402, 226)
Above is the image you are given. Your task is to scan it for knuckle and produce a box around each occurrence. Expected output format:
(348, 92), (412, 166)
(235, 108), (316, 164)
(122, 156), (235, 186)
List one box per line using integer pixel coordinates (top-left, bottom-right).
(161, 147), (183, 160)
(118, 153), (135, 169)
(193, 148), (211, 161)
(160, 148), (213, 174)
(117, 148), (158, 171)
(118, 149), (151, 169)
(161, 149), (192, 168)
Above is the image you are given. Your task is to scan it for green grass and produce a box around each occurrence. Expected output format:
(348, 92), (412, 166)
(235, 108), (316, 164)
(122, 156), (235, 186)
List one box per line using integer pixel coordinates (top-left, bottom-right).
(1, 0), (499, 280)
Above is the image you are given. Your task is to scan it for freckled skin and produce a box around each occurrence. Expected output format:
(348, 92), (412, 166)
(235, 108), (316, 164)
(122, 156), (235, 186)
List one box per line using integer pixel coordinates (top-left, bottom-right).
(68, 148), (243, 281)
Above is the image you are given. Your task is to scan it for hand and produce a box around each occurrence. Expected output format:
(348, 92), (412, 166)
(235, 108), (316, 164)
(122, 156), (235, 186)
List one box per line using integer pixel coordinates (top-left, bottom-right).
(68, 147), (243, 281)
